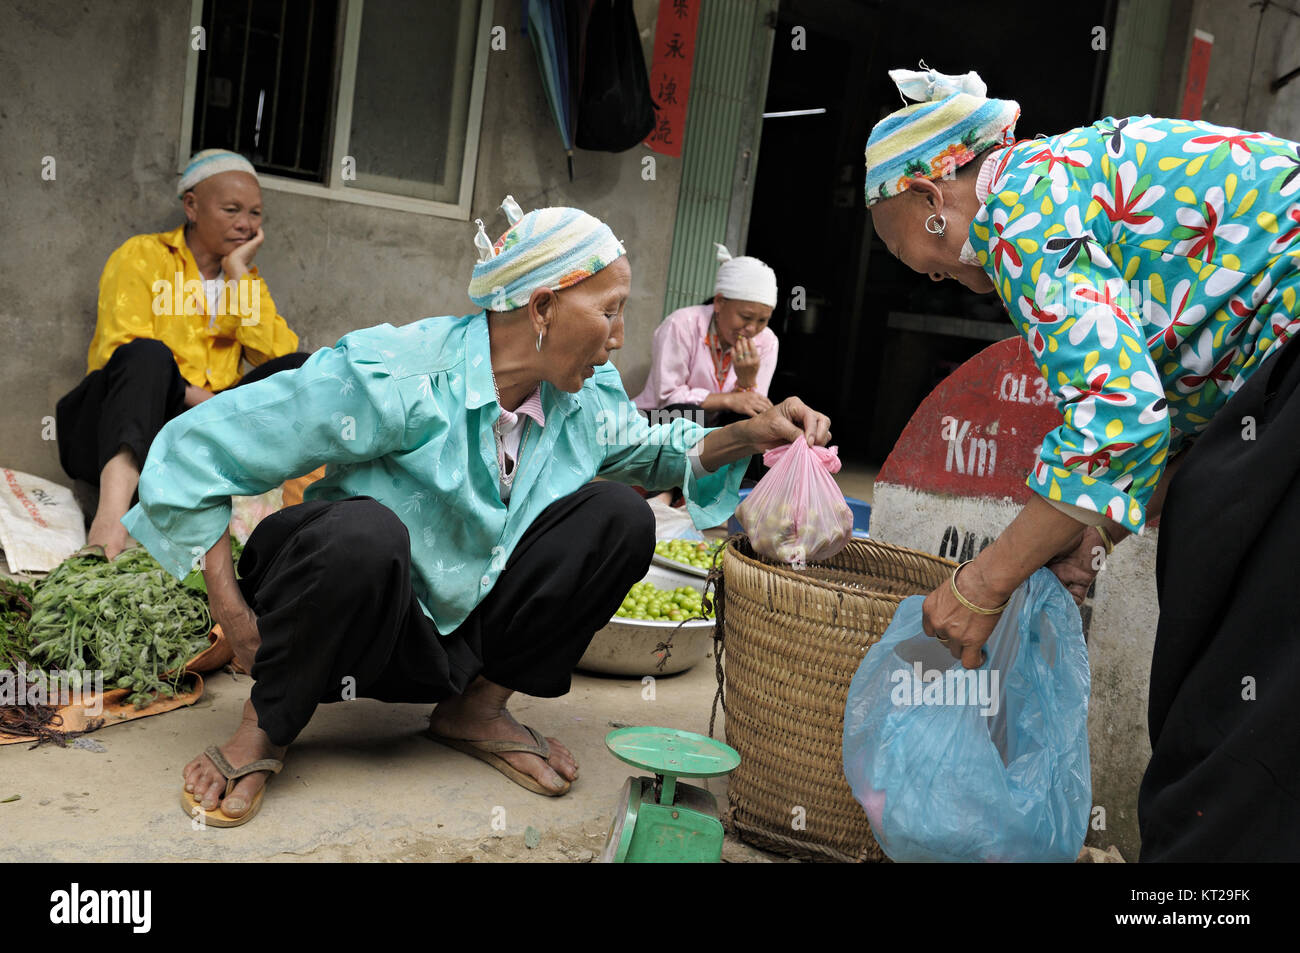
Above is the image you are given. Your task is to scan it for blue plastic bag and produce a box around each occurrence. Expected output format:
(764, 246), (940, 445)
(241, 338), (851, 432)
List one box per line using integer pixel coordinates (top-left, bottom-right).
(842, 568), (1091, 863)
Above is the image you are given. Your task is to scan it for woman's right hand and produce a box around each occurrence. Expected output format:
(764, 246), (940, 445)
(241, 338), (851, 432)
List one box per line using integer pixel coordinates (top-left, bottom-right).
(726, 389), (772, 417)
(733, 336), (761, 388)
(1046, 526), (1107, 607)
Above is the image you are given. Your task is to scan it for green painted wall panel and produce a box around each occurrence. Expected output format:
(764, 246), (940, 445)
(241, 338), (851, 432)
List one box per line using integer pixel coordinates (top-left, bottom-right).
(1102, 0), (1173, 118)
(662, 0), (770, 315)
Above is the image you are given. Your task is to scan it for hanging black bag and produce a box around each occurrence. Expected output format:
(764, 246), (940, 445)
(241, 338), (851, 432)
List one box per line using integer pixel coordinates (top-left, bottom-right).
(574, 0), (656, 152)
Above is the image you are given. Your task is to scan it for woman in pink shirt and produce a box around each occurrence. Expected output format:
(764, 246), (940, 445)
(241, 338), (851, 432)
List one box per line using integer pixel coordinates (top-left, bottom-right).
(633, 245), (780, 501)
(634, 244), (779, 420)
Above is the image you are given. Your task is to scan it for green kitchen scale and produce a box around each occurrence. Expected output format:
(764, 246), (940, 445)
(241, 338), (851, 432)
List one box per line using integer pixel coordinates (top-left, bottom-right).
(597, 726), (741, 863)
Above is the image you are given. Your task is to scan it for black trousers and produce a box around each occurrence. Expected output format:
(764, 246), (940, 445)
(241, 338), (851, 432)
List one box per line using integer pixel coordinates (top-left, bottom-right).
(235, 482), (655, 747)
(55, 338), (309, 483)
(1139, 336), (1300, 862)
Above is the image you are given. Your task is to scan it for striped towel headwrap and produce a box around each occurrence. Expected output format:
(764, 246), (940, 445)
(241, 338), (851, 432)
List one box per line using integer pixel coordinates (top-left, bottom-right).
(177, 149), (258, 199)
(864, 65), (1019, 207)
(467, 205), (626, 312)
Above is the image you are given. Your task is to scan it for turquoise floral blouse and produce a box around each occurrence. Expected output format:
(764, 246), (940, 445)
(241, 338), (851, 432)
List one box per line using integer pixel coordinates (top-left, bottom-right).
(971, 115), (1300, 530)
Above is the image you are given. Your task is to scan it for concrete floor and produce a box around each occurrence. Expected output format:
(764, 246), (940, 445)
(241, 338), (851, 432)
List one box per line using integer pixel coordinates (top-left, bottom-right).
(0, 655), (791, 863)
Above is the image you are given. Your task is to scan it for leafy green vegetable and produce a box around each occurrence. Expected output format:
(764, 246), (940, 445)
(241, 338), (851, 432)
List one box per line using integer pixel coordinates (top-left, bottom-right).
(0, 577), (37, 669)
(26, 548), (213, 708)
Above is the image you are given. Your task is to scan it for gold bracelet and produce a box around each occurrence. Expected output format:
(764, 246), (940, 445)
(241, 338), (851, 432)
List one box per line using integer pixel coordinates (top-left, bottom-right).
(1095, 525), (1115, 555)
(950, 560), (1011, 616)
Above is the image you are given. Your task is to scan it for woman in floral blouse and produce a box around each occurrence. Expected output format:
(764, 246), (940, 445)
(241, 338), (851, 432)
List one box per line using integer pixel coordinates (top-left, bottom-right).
(865, 66), (1300, 861)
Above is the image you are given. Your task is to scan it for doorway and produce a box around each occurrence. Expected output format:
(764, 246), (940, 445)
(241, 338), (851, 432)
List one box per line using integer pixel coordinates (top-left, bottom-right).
(745, 0), (1116, 464)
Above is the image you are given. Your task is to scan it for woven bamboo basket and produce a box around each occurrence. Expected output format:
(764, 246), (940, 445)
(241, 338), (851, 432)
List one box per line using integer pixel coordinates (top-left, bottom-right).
(709, 535), (955, 863)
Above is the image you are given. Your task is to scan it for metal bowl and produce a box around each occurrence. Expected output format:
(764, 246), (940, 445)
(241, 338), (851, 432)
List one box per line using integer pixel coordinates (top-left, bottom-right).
(577, 564), (715, 677)
(650, 552), (711, 578)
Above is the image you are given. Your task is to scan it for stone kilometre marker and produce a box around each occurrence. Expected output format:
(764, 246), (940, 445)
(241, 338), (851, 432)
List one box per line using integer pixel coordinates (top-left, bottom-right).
(870, 336), (1159, 861)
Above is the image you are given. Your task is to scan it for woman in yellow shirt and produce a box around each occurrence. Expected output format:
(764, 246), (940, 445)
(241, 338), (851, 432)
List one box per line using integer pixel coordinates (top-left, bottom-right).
(55, 150), (305, 559)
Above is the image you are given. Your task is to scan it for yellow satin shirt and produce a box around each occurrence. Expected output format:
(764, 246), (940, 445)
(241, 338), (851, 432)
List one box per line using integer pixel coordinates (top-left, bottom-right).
(86, 226), (299, 391)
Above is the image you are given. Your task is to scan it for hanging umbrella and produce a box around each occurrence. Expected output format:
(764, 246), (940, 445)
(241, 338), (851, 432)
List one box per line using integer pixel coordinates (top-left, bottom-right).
(522, 0), (589, 181)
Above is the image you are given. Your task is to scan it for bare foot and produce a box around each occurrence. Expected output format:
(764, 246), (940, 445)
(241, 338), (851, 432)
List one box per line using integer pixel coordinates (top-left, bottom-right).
(182, 699), (286, 818)
(90, 447), (140, 560)
(430, 685), (577, 794)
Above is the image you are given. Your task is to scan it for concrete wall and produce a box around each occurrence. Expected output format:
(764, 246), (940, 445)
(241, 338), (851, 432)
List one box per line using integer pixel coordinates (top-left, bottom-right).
(1189, 0), (1300, 139)
(0, 0), (680, 486)
(1083, 530), (1159, 858)
(1260, 1), (1300, 138)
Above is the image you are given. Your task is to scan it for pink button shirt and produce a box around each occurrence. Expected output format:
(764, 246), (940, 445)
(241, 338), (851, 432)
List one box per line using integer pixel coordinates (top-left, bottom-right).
(495, 386), (546, 502)
(632, 304), (779, 410)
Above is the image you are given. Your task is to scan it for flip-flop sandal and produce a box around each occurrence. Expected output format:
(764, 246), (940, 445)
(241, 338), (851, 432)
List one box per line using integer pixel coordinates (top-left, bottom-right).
(180, 744), (283, 827)
(425, 724), (572, 797)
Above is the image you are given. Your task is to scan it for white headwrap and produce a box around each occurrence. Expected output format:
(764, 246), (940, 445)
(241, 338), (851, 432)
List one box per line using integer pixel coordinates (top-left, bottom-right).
(713, 244), (777, 308)
(177, 149), (258, 198)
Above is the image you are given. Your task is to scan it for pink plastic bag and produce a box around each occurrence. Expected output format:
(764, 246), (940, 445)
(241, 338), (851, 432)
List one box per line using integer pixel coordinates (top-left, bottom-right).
(735, 439), (854, 566)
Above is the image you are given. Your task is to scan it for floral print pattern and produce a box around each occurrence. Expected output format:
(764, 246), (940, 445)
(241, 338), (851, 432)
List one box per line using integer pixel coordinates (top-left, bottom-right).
(972, 116), (1300, 530)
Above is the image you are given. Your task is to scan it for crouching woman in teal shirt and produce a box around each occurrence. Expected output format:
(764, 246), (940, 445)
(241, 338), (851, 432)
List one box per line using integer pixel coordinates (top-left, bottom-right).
(123, 204), (831, 826)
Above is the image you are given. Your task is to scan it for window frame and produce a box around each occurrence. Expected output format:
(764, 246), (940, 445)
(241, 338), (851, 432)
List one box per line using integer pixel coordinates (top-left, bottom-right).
(177, 0), (494, 220)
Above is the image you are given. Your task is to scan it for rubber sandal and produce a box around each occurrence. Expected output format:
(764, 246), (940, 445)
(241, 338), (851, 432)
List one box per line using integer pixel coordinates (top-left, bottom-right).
(425, 724), (572, 797)
(180, 744), (283, 827)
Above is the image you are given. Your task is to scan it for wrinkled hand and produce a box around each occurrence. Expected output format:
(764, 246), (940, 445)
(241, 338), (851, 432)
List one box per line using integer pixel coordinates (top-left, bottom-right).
(727, 389), (773, 417)
(1046, 526), (1105, 607)
(733, 336), (761, 388)
(921, 561), (1008, 669)
(212, 599), (261, 674)
(745, 396), (831, 452)
(221, 227), (264, 278)
(184, 385), (216, 408)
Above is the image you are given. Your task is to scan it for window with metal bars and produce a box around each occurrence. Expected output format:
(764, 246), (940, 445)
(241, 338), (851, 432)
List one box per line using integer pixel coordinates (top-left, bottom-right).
(190, 0), (337, 181)
(182, 0), (492, 218)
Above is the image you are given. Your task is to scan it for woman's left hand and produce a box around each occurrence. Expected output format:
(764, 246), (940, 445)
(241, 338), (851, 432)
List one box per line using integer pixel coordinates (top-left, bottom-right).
(921, 559), (1011, 669)
(745, 396), (831, 451)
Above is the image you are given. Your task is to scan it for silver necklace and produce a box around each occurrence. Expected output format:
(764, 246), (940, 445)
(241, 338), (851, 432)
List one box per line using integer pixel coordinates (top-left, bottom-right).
(491, 369), (532, 489)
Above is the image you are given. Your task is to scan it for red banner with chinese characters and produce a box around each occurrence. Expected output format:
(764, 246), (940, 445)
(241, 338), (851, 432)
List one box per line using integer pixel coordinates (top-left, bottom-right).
(643, 0), (700, 157)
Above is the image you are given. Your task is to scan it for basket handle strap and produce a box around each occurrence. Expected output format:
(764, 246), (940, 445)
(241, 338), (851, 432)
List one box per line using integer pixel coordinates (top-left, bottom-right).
(706, 536), (742, 738)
